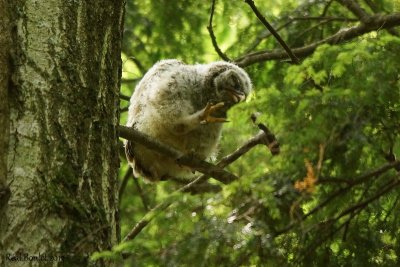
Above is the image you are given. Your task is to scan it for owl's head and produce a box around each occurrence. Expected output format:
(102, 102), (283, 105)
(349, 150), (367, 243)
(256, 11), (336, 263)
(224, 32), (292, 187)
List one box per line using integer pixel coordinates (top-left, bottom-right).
(209, 62), (252, 108)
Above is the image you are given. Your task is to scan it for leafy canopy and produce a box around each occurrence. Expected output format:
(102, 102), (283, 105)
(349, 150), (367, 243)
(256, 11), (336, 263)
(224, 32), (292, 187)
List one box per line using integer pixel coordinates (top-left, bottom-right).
(108, 0), (400, 266)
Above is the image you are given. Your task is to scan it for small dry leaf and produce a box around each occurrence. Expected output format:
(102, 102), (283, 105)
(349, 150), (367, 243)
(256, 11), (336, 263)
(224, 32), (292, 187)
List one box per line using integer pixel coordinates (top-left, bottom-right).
(294, 159), (317, 193)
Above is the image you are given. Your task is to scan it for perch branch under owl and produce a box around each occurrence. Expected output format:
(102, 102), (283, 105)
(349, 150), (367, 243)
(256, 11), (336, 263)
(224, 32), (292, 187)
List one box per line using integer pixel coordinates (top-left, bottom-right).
(118, 125), (239, 184)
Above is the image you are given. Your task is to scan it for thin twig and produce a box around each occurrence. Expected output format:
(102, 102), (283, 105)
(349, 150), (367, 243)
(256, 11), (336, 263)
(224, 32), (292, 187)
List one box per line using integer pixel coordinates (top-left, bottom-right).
(118, 165), (150, 211)
(119, 93), (130, 101)
(118, 168), (132, 205)
(244, 0), (299, 64)
(120, 107), (129, 113)
(121, 78), (140, 84)
(131, 173), (150, 211)
(207, 0), (230, 61)
(322, 0), (335, 17)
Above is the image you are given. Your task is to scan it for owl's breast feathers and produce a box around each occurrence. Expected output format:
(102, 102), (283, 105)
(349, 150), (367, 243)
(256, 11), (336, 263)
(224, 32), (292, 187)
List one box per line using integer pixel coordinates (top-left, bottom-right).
(125, 60), (252, 181)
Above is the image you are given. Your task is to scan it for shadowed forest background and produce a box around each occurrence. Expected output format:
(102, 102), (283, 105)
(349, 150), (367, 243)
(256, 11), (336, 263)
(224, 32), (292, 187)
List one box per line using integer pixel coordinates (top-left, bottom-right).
(113, 0), (399, 266)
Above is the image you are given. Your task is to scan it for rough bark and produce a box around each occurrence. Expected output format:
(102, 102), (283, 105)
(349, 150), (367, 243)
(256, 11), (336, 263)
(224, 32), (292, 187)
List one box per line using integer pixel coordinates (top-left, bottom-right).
(0, 0), (12, 259)
(0, 0), (124, 266)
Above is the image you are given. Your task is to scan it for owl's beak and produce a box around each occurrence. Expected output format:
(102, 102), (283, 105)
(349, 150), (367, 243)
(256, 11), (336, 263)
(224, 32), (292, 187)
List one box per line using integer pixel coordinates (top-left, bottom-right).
(225, 88), (246, 103)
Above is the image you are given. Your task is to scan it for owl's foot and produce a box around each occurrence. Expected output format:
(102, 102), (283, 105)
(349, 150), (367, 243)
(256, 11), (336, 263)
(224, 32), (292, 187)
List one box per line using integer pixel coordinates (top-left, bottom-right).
(200, 102), (229, 124)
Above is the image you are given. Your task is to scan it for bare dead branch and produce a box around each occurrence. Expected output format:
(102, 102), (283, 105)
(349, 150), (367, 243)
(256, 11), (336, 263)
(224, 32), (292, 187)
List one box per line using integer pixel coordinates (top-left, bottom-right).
(235, 13), (400, 67)
(244, 0), (299, 64)
(251, 113), (280, 155)
(207, 0), (230, 61)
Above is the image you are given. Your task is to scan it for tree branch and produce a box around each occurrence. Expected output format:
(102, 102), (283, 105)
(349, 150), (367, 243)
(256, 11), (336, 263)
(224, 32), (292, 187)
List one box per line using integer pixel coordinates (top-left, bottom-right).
(244, 0), (299, 64)
(322, 0), (335, 17)
(118, 168), (131, 205)
(121, 78), (140, 84)
(120, 106), (129, 113)
(207, 0), (230, 61)
(131, 172), (150, 211)
(118, 125), (239, 184)
(235, 13), (400, 67)
(119, 93), (130, 101)
(290, 16), (358, 22)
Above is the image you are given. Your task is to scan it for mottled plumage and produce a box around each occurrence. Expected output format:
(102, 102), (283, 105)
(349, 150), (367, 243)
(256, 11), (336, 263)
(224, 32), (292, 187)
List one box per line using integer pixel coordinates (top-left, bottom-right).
(125, 59), (252, 182)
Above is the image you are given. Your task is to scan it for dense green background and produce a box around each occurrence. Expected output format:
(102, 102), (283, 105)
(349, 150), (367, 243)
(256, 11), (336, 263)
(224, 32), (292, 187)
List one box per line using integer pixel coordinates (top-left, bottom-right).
(115, 0), (399, 266)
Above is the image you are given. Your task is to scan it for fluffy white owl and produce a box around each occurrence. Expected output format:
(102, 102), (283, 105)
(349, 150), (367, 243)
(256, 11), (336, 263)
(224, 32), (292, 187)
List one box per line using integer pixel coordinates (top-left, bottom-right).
(125, 59), (252, 182)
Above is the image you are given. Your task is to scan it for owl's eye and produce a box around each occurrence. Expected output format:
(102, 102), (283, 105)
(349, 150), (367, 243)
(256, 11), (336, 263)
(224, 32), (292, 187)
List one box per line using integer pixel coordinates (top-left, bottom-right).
(232, 75), (241, 90)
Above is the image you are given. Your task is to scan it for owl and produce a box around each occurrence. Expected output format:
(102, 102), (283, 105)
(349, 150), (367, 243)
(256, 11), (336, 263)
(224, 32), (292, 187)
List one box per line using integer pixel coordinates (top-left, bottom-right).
(125, 59), (252, 182)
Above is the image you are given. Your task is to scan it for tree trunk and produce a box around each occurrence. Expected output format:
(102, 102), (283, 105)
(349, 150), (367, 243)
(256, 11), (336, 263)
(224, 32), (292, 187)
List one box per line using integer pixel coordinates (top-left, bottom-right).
(0, 0), (124, 266)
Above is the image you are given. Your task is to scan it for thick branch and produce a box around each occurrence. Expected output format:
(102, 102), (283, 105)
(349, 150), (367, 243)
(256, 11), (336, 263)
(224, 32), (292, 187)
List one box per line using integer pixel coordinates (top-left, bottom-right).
(235, 13), (400, 67)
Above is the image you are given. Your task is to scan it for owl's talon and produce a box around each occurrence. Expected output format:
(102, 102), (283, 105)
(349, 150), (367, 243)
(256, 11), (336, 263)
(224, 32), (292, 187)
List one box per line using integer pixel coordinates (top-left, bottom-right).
(200, 102), (228, 124)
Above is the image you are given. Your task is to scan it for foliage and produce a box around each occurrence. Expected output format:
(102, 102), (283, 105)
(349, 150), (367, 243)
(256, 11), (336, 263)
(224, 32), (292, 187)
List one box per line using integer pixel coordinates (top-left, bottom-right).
(112, 0), (400, 266)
